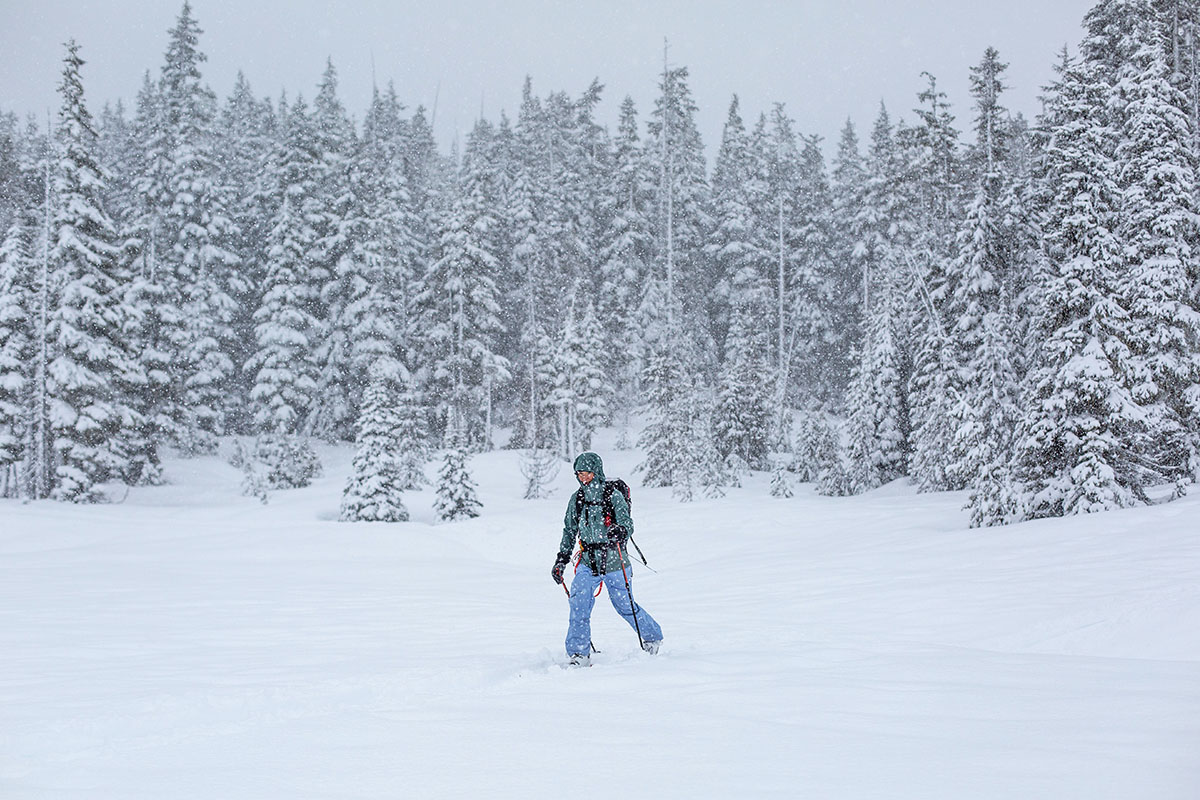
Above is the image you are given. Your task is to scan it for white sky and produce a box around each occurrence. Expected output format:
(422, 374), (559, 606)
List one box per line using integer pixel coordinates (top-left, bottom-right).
(1, 0), (1096, 156)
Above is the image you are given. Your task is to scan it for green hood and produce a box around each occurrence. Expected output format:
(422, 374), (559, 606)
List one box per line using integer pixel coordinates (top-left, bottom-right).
(573, 452), (606, 484)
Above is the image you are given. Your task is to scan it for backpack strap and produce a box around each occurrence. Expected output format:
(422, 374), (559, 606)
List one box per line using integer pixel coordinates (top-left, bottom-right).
(573, 487), (586, 527)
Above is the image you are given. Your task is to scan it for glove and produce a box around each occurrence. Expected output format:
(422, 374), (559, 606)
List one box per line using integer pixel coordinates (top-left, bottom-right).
(606, 525), (628, 548)
(551, 552), (570, 584)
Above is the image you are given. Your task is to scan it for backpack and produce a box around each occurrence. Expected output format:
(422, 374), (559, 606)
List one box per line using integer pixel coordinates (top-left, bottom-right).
(573, 478), (632, 530)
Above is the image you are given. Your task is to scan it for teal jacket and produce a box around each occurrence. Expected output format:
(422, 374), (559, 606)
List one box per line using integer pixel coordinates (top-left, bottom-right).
(557, 452), (632, 575)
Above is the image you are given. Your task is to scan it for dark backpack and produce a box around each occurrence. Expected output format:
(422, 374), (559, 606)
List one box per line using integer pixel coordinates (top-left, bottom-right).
(573, 478), (632, 530)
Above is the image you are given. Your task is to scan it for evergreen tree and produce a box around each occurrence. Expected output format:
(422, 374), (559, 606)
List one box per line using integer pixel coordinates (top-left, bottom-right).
(159, 1), (239, 453)
(393, 373), (430, 491)
(645, 60), (711, 356)
(0, 220), (31, 495)
(596, 96), (655, 403)
(1114, 16), (1200, 483)
(415, 119), (510, 449)
(713, 304), (772, 470)
(793, 409), (839, 484)
(309, 60), (359, 440)
(435, 414), (481, 521)
(706, 95), (763, 355)
(754, 105), (804, 432)
(47, 41), (145, 501)
(906, 74), (967, 493)
(340, 366), (409, 522)
(548, 297), (607, 457)
(829, 118), (867, 405)
(841, 104), (912, 490)
(790, 133), (842, 405)
(638, 339), (690, 489)
(218, 71), (276, 434)
(248, 95), (320, 436)
(946, 48), (1022, 494)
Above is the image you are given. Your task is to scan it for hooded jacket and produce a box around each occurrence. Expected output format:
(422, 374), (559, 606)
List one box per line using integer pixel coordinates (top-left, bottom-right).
(557, 452), (632, 575)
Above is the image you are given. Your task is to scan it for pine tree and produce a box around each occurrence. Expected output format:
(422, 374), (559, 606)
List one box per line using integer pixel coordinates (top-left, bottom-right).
(829, 119), (867, 406)
(248, 95), (320, 436)
(905, 74), (967, 493)
(218, 72), (277, 434)
(946, 48), (1023, 498)
(706, 95), (763, 355)
(340, 366), (409, 522)
(309, 60), (360, 441)
(638, 339), (690, 489)
(841, 104), (912, 490)
(675, 373), (722, 502)
(320, 84), (419, 442)
(755, 105), (804, 436)
(158, 1), (239, 453)
(435, 415), (481, 521)
(713, 304), (772, 470)
(394, 373), (430, 491)
(414, 119), (510, 449)
(1114, 16), (1200, 483)
(47, 41), (145, 501)
(793, 409), (839, 484)
(122, 71), (184, 463)
(0, 220), (31, 495)
(548, 297), (607, 457)
(645, 58), (711, 354)
(790, 133), (841, 405)
(596, 96), (654, 404)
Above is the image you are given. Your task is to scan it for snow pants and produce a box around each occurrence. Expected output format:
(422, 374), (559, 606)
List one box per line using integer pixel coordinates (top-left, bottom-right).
(566, 562), (662, 656)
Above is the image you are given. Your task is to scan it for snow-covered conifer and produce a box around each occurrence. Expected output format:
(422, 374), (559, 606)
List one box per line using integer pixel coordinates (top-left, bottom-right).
(47, 41), (146, 501)
(548, 298), (607, 457)
(1009, 53), (1144, 519)
(0, 221), (31, 495)
(248, 95), (321, 436)
(435, 416), (481, 521)
(341, 367), (409, 522)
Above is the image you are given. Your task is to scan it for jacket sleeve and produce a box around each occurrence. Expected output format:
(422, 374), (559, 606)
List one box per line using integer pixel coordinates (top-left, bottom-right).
(609, 491), (633, 539)
(558, 495), (578, 557)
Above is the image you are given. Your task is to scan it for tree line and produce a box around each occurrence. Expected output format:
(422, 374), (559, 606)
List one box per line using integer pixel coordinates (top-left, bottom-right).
(1, 0), (1198, 525)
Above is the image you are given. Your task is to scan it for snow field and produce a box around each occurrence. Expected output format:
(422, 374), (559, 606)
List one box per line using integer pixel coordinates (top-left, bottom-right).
(1, 442), (1199, 799)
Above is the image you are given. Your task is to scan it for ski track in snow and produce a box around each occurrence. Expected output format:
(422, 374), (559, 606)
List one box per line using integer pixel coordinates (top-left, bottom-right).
(1, 437), (1199, 799)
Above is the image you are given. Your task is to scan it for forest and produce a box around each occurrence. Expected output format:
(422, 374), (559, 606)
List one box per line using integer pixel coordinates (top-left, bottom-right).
(1, 0), (1198, 527)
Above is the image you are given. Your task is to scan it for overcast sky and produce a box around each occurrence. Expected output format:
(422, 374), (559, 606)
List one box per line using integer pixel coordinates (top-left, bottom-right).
(2, 0), (1096, 157)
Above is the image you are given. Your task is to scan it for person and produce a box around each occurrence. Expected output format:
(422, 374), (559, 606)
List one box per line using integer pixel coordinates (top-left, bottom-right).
(551, 451), (662, 666)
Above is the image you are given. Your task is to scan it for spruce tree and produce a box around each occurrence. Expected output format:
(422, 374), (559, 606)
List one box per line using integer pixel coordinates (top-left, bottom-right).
(548, 298), (607, 457)
(159, 1), (239, 453)
(947, 48), (1022, 496)
(394, 373), (430, 491)
(248, 95), (320, 436)
(713, 305), (772, 471)
(309, 60), (359, 441)
(47, 41), (145, 501)
(340, 367), (409, 522)
(219, 72), (277, 434)
(414, 119), (509, 449)
(435, 415), (481, 521)
(645, 61), (710, 353)
(638, 338), (690, 489)
(1114, 19), (1200, 483)
(597, 96), (655, 404)
(0, 221), (31, 496)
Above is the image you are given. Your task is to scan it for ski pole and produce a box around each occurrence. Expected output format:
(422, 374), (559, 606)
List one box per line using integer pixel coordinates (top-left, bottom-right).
(615, 540), (644, 650)
(628, 534), (650, 566)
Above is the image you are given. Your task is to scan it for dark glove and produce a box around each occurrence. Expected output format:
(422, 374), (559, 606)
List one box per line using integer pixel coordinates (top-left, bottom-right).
(551, 552), (570, 584)
(607, 525), (628, 548)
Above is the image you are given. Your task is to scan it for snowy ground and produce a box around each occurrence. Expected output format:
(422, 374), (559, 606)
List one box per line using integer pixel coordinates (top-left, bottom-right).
(2, 435), (1199, 799)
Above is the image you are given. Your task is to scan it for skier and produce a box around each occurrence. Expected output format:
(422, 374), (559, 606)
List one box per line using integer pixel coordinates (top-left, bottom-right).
(551, 451), (663, 666)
